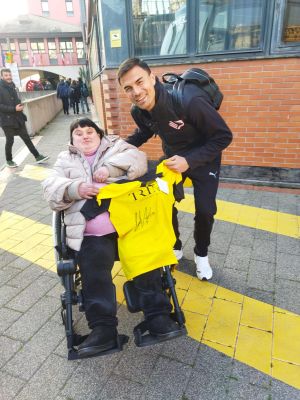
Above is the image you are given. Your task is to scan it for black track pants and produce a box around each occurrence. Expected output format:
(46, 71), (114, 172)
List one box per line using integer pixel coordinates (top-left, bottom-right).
(173, 157), (221, 257)
(3, 125), (39, 162)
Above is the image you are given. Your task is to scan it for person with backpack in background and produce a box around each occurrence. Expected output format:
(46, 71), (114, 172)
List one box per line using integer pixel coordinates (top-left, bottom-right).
(69, 80), (81, 115)
(78, 77), (90, 113)
(118, 58), (232, 281)
(57, 79), (70, 115)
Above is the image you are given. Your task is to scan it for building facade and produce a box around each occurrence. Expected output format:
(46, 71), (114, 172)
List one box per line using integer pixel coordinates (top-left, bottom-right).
(86, 0), (300, 184)
(0, 0), (86, 87)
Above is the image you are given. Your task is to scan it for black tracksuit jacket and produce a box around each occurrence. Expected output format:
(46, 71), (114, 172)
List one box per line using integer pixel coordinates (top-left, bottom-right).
(127, 79), (233, 170)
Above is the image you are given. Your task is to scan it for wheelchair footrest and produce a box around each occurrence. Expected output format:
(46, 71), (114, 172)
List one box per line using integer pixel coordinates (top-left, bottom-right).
(67, 334), (129, 360)
(133, 320), (187, 348)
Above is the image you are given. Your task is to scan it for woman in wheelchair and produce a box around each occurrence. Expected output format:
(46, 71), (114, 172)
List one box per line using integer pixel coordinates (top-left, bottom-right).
(42, 118), (183, 358)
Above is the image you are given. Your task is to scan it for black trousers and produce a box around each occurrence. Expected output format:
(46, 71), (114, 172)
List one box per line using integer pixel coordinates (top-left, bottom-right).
(77, 235), (172, 329)
(173, 156), (221, 257)
(3, 125), (39, 162)
(72, 101), (79, 114)
(61, 97), (69, 114)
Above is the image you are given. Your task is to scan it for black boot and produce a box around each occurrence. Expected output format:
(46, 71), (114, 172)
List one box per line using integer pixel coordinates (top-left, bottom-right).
(77, 326), (117, 358)
(148, 315), (182, 339)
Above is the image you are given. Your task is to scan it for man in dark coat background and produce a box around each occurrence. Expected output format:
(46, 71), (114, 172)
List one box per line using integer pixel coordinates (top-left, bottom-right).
(0, 68), (49, 168)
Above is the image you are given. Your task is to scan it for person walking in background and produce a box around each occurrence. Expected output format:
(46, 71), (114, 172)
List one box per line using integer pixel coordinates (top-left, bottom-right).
(69, 80), (81, 115)
(78, 77), (90, 113)
(118, 58), (233, 281)
(0, 68), (49, 168)
(57, 79), (69, 115)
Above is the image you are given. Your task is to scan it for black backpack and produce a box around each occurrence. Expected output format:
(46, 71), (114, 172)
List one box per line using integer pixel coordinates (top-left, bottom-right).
(162, 68), (223, 112)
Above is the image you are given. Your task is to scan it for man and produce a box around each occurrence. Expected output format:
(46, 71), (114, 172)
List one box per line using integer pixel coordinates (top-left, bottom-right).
(56, 78), (69, 115)
(118, 58), (233, 280)
(78, 77), (90, 113)
(0, 68), (49, 168)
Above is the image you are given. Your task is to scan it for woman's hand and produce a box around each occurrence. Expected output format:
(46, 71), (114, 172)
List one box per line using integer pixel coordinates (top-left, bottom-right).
(78, 183), (99, 199)
(93, 167), (109, 183)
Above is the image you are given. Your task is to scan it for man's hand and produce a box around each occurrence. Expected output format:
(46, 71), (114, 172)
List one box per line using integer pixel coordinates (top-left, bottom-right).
(78, 183), (99, 199)
(15, 104), (24, 112)
(93, 167), (109, 183)
(164, 155), (189, 173)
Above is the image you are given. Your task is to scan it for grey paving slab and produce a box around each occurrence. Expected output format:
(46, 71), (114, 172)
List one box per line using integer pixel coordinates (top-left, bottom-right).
(274, 278), (300, 314)
(0, 285), (19, 307)
(0, 265), (20, 286)
(0, 251), (18, 267)
(270, 378), (300, 400)
(247, 260), (275, 292)
(194, 344), (233, 375)
(245, 288), (274, 305)
(251, 239), (276, 263)
(6, 257), (32, 270)
(216, 268), (248, 295)
(4, 295), (60, 342)
(184, 369), (230, 400)
(277, 235), (300, 256)
(275, 252), (300, 281)
(160, 335), (200, 366)
(14, 354), (77, 400)
(7, 264), (45, 289)
(0, 335), (22, 368)
(114, 344), (160, 384)
(231, 225), (255, 248)
(61, 355), (121, 400)
(4, 319), (65, 381)
(99, 374), (144, 400)
(140, 356), (193, 400)
(224, 244), (252, 271)
(0, 307), (22, 334)
(210, 230), (233, 255)
(7, 274), (57, 312)
(0, 371), (25, 400)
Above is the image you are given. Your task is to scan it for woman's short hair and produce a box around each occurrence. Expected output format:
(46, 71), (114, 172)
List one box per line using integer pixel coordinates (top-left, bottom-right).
(70, 118), (105, 144)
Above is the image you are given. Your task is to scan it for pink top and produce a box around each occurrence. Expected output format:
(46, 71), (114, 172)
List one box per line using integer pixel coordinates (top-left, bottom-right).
(83, 151), (116, 237)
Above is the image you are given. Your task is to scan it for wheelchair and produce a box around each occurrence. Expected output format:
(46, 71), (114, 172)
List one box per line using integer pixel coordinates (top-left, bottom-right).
(53, 210), (187, 360)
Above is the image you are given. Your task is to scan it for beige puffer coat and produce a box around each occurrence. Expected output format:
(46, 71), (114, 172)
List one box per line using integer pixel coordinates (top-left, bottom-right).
(42, 135), (147, 251)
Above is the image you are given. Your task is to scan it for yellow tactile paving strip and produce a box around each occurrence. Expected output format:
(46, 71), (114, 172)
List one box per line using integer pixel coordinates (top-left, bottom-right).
(177, 194), (300, 239)
(0, 210), (299, 389)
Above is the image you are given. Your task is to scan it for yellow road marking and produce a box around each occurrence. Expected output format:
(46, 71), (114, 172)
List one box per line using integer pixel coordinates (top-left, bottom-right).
(0, 210), (299, 389)
(18, 164), (52, 181)
(177, 194), (300, 239)
(4, 165), (300, 239)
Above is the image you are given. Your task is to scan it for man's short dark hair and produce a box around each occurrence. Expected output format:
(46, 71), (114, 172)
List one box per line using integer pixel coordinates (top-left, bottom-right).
(1, 68), (11, 76)
(117, 58), (151, 84)
(70, 117), (105, 144)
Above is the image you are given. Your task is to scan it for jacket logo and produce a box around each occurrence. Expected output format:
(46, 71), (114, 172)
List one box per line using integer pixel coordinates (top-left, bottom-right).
(168, 120), (185, 130)
(209, 171), (218, 179)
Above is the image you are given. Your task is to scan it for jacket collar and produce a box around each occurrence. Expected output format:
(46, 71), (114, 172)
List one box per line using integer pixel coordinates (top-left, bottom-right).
(145, 78), (178, 120)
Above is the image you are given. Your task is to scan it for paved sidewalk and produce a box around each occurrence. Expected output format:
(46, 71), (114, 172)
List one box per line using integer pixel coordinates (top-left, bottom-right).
(0, 111), (299, 400)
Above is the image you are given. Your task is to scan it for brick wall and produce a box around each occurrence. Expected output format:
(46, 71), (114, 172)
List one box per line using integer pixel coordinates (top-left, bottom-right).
(93, 58), (300, 169)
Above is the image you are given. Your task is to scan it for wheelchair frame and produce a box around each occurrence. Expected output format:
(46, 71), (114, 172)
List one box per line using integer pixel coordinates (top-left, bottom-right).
(53, 210), (187, 360)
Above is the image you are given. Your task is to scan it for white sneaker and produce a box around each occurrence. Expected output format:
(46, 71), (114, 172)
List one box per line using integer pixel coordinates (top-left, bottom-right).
(173, 248), (183, 261)
(194, 254), (213, 280)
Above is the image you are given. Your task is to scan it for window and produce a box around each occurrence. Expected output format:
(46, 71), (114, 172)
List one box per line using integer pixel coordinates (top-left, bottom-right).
(65, 0), (74, 16)
(48, 40), (57, 64)
(197, 0), (264, 53)
(59, 39), (73, 53)
(282, 0), (300, 43)
(271, 0), (300, 53)
(19, 40), (29, 64)
(131, 0), (186, 57)
(30, 39), (45, 54)
(76, 40), (85, 61)
(41, 0), (49, 16)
